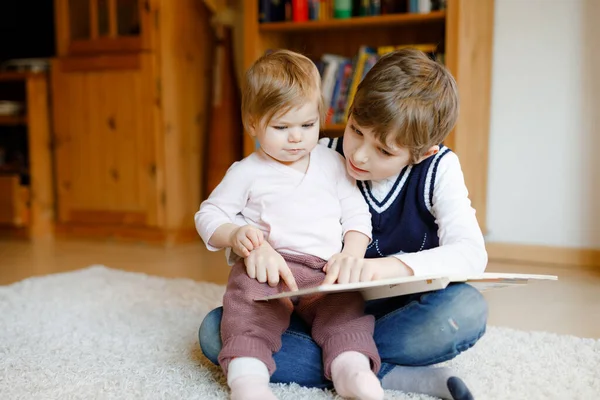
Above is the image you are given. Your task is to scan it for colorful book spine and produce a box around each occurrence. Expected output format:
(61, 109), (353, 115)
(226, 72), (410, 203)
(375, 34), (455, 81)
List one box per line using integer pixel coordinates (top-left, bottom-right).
(292, 0), (309, 21)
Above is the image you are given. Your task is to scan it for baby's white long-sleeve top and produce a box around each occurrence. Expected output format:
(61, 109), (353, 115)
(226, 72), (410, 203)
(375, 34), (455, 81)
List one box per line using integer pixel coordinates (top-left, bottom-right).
(195, 145), (372, 261)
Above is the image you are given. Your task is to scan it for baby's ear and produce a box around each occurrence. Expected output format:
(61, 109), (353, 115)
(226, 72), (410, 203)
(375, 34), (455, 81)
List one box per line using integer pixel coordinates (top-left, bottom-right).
(246, 117), (257, 137)
(417, 145), (440, 163)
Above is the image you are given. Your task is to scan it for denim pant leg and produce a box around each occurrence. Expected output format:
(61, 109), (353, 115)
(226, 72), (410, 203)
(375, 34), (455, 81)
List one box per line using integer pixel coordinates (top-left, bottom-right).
(198, 282), (488, 388)
(371, 283), (488, 378)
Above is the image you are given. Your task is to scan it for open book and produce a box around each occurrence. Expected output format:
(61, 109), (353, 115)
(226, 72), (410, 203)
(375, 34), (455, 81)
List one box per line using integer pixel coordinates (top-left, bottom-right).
(255, 272), (558, 302)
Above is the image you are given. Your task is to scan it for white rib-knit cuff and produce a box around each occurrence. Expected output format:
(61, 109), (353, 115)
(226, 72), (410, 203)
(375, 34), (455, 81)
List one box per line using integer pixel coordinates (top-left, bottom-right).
(227, 357), (269, 385)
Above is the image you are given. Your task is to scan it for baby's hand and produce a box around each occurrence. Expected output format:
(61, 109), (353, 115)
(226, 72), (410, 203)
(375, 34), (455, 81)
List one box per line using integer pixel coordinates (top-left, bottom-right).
(230, 225), (264, 258)
(322, 253), (375, 285)
(245, 242), (298, 291)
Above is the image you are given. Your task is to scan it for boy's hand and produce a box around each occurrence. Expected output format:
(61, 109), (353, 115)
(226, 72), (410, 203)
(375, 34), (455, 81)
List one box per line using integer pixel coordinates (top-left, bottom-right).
(322, 253), (378, 285)
(244, 242), (298, 291)
(229, 225), (264, 258)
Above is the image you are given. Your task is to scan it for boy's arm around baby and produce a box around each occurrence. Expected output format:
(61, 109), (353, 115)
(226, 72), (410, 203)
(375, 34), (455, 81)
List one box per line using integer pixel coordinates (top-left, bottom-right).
(391, 152), (488, 277)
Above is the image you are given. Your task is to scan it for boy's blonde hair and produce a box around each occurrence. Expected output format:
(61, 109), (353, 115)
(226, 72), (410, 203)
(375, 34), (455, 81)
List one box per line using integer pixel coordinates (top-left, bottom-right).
(241, 49), (324, 132)
(350, 48), (459, 163)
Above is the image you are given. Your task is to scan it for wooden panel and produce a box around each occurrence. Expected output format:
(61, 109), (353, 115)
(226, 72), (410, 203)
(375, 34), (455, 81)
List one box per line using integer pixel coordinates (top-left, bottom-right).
(69, 210), (146, 225)
(140, 0), (157, 50)
(108, 0), (118, 37)
(60, 54), (141, 72)
(0, 175), (27, 226)
(68, 36), (143, 55)
(54, 223), (198, 245)
(0, 116), (27, 126)
(51, 56), (158, 226)
(139, 55), (160, 227)
(487, 242), (600, 269)
(90, 0), (99, 39)
(54, 0), (71, 56)
(26, 74), (55, 238)
(444, 0), (494, 233)
(158, 0), (213, 228)
(0, 226), (29, 240)
(0, 71), (47, 82)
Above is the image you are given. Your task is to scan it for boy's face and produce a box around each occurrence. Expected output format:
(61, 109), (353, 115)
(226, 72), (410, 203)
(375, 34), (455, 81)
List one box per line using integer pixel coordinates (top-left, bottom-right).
(342, 116), (413, 181)
(250, 101), (320, 167)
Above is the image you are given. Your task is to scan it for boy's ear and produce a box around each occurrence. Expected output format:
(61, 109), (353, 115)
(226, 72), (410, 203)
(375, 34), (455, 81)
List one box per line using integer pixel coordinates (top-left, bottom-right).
(417, 145), (440, 163)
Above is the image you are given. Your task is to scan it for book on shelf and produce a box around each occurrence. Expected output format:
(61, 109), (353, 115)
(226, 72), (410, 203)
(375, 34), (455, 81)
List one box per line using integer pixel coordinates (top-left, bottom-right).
(318, 44), (443, 126)
(259, 0), (447, 23)
(255, 272), (558, 302)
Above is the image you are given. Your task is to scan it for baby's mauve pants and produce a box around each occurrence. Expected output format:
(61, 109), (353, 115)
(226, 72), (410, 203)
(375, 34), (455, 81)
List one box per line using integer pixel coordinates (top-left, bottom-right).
(218, 252), (381, 380)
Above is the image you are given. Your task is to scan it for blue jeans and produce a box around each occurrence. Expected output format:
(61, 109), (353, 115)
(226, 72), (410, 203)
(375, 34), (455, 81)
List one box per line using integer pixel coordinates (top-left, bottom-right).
(199, 283), (487, 389)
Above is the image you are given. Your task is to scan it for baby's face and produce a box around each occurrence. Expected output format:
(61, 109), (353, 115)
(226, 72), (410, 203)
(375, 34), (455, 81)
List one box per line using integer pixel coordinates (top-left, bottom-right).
(254, 101), (321, 168)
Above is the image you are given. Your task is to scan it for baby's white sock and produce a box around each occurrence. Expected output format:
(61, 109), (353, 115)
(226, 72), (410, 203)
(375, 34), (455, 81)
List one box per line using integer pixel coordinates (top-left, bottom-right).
(227, 357), (277, 400)
(330, 351), (384, 400)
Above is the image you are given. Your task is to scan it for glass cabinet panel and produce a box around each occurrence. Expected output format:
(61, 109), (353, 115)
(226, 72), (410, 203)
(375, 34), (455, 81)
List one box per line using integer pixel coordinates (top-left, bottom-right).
(69, 0), (91, 40)
(98, 0), (110, 36)
(118, 0), (141, 36)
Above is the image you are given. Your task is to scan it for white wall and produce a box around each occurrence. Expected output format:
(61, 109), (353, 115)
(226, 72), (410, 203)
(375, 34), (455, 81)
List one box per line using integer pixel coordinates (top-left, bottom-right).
(486, 0), (600, 248)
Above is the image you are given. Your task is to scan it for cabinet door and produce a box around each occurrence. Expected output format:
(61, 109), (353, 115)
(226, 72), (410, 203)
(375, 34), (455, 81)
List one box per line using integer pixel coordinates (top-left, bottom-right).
(51, 55), (159, 227)
(54, 0), (155, 56)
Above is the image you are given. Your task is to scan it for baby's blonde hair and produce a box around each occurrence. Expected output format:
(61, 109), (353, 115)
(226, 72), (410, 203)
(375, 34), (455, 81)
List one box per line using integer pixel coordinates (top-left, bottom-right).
(241, 49), (324, 132)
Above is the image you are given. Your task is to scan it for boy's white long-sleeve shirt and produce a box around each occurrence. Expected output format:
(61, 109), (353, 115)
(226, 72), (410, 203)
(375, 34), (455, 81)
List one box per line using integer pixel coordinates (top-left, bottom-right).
(368, 151), (488, 276)
(195, 145), (372, 261)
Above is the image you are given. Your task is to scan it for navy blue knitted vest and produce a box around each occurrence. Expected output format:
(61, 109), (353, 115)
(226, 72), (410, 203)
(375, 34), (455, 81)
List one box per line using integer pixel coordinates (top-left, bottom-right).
(323, 137), (451, 258)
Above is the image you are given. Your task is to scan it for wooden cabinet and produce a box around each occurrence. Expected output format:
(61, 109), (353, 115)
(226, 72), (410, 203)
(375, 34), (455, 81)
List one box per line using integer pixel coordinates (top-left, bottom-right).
(240, 0), (494, 231)
(51, 1), (213, 243)
(54, 0), (153, 55)
(52, 54), (157, 227)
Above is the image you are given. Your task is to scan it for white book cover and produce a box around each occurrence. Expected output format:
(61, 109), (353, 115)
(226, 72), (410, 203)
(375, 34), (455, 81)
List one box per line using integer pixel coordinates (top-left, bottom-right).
(255, 272), (558, 302)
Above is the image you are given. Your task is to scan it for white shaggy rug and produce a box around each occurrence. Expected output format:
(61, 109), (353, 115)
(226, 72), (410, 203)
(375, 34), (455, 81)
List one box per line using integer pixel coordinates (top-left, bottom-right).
(1, 266), (598, 400)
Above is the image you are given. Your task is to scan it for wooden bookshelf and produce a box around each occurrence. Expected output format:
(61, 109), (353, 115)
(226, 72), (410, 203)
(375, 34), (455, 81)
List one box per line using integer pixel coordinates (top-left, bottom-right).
(260, 11), (446, 32)
(0, 71), (46, 82)
(241, 0), (494, 231)
(0, 115), (27, 126)
(322, 123), (346, 132)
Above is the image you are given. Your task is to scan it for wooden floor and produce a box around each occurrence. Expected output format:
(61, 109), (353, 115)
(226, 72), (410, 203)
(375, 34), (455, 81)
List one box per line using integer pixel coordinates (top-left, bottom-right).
(1, 238), (599, 339)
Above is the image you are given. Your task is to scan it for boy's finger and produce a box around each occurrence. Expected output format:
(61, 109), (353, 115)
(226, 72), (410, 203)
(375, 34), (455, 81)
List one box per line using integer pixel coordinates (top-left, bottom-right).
(360, 268), (374, 282)
(266, 264), (280, 287)
(349, 265), (362, 283)
(323, 259), (334, 272)
(257, 230), (264, 244)
(337, 265), (351, 284)
(279, 265), (298, 292)
(256, 264), (267, 283)
(322, 264), (340, 285)
(245, 258), (256, 279)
